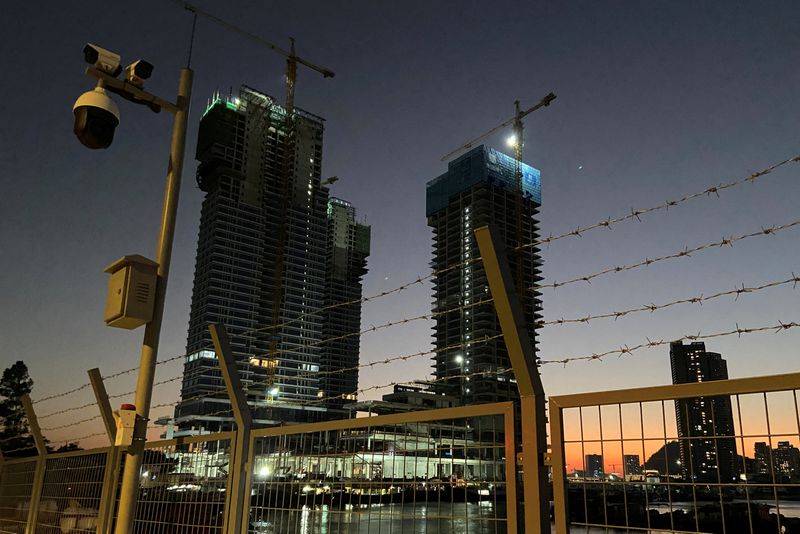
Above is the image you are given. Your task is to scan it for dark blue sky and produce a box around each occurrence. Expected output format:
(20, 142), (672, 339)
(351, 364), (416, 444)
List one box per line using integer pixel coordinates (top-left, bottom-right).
(1, 0), (798, 446)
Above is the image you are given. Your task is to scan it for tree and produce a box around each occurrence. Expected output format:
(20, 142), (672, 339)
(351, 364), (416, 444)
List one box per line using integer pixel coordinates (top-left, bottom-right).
(0, 360), (35, 457)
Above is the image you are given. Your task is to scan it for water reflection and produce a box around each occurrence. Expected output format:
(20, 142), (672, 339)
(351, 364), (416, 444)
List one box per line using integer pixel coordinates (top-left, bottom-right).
(250, 502), (507, 534)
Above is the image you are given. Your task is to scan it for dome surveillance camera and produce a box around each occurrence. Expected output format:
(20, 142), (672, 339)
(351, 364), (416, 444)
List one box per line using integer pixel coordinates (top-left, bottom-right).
(73, 85), (120, 149)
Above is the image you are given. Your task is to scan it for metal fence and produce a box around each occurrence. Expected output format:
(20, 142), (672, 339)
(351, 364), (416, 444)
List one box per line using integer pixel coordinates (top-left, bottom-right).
(123, 433), (233, 534)
(549, 371), (800, 534)
(0, 458), (36, 534)
(4, 372), (800, 532)
(245, 402), (516, 533)
(0, 403), (516, 533)
(38, 449), (110, 534)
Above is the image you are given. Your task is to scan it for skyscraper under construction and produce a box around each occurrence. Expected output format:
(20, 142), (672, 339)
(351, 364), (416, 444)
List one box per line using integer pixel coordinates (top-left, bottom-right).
(425, 145), (542, 405)
(174, 86), (369, 434)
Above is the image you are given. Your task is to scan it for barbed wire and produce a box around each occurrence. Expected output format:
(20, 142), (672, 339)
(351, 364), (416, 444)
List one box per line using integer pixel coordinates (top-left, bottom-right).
(30, 348), (202, 406)
(532, 219), (800, 291)
(518, 154), (799, 251)
(141, 334), (506, 418)
(38, 401), (97, 420)
(255, 298), (494, 377)
(540, 274), (800, 327)
(41, 414), (104, 432)
(149, 364), (519, 427)
(541, 320), (800, 365)
(32, 383), (92, 405)
(230, 253), (489, 342)
(294, 365), (517, 408)
(57, 431), (108, 447)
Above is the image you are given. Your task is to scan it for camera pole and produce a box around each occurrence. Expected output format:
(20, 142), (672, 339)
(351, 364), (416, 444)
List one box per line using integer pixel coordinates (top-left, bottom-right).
(113, 67), (193, 534)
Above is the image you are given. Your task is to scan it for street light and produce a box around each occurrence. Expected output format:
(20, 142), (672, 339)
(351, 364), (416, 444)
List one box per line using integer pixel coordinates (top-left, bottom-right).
(73, 43), (193, 534)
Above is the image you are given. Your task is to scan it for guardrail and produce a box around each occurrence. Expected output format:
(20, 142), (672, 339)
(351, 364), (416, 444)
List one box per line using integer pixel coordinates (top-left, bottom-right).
(549, 371), (800, 534)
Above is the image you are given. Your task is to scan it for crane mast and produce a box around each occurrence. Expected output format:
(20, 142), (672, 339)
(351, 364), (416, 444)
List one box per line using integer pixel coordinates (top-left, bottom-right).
(512, 100), (525, 299)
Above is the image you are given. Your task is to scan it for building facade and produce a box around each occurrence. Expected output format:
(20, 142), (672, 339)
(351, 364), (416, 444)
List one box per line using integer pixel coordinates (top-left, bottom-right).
(586, 454), (604, 479)
(670, 341), (738, 482)
(319, 198), (371, 410)
(174, 87), (368, 434)
(624, 454), (642, 477)
(425, 145), (542, 406)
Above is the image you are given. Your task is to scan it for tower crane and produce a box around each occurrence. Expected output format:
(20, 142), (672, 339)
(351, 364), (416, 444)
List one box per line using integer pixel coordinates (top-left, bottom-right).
(441, 92), (556, 299)
(177, 2), (335, 404)
(178, 1), (335, 113)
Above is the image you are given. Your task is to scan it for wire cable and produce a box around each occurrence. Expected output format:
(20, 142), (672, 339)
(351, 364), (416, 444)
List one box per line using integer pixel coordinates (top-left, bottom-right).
(540, 274), (800, 327)
(541, 320), (800, 365)
(518, 154), (799, 251)
(532, 220), (800, 291)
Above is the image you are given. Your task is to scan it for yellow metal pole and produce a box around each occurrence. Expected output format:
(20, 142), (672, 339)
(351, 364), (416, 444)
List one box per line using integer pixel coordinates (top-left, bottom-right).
(209, 324), (253, 534)
(88, 368), (117, 444)
(20, 394), (46, 534)
(114, 67), (193, 534)
(549, 398), (569, 533)
(88, 368), (119, 534)
(474, 225), (550, 533)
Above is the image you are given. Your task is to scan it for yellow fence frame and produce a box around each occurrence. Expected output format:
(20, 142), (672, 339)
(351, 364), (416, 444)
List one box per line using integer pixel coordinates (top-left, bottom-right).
(549, 371), (800, 534)
(244, 401), (519, 533)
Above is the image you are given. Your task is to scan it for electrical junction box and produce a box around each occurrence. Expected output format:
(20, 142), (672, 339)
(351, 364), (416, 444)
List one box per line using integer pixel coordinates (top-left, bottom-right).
(103, 255), (158, 329)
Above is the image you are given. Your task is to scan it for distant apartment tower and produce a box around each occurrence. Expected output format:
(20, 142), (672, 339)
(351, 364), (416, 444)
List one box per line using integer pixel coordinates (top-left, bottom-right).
(425, 145), (542, 405)
(754, 442), (771, 475)
(624, 454), (642, 477)
(175, 87), (369, 433)
(670, 341), (738, 482)
(773, 441), (800, 478)
(320, 198), (371, 410)
(586, 454), (604, 479)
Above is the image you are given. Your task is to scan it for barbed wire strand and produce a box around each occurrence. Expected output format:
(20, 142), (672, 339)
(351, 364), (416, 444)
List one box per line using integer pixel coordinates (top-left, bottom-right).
(27, 156), (800, 407)
(241, 155), (800, 337)
(246, 297), (495, 361)
(518, 154), (799, 251)
(145, 334), (505, 416)
(532, 220), (800, 291)
(542, 320), (799, 365)
(31, 348), (206, 406)
(541, 274), (800, 327)
(37, 363), (215, 420)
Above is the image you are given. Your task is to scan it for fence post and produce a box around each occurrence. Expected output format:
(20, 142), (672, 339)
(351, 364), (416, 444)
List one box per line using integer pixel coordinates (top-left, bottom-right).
(89, 368), (121, 534)
(209, 323), (253, 534)
(89, 368), (117, 445)
(21, 394), (47, 534)
(474, 225), (550, 534)
(549, 398), (569, 533)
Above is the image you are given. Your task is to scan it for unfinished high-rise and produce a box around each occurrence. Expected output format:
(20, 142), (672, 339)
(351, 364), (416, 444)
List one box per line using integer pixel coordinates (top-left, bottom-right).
(425, 145), (542, 405)
(174, 86), (369, 434)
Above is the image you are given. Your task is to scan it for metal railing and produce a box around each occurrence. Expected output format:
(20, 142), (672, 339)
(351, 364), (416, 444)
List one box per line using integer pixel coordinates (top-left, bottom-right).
(125, 433), (234, 533)
(6, 373), (800, 533)
(0, 458), (36, 533)
(549, 371), (800, 534)
(0, 403), (516, 533)
(244, 402), (517, 533)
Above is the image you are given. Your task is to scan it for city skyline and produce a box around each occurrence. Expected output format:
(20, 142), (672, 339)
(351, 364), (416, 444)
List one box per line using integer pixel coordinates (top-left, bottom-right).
(1, 0), (799, 449)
